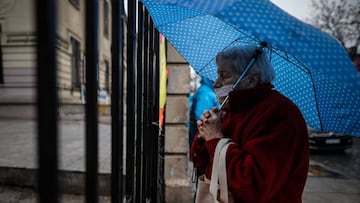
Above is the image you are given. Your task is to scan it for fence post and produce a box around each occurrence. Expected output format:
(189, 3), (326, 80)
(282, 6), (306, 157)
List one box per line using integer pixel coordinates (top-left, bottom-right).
(85, 0), (99, 202)
(111, 0), (125, 202)
(36, 0), (58, 202)
(135, 2), (145, 202)
(126, 0), (137, 201)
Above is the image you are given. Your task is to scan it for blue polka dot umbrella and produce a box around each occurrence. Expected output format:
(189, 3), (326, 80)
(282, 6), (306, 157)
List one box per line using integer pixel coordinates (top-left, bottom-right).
(142, 0), (360, 136)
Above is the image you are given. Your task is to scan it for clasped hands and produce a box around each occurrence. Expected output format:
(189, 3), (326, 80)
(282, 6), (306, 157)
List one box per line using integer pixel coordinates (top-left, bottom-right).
(197, 107), (223, 141)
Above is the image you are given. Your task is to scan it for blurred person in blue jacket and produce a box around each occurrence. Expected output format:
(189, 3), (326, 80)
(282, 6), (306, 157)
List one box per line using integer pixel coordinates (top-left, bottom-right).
(189, 77), (219, 148)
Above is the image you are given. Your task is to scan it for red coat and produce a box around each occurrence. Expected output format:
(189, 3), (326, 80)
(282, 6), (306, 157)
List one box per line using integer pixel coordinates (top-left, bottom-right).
(191, 83), (309, 203)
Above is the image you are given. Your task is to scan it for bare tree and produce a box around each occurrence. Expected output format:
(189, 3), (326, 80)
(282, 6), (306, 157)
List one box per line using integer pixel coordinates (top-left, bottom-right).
(307, 0), (360, 53)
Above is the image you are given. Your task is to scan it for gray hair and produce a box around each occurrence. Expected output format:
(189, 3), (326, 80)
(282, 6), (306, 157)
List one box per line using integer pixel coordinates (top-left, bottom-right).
(215, 45), (275, 83)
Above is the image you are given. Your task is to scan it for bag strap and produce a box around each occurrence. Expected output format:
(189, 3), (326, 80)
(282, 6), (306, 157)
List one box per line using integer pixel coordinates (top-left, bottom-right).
(218, 141), (232, 202)
(209, 138), (232, 202)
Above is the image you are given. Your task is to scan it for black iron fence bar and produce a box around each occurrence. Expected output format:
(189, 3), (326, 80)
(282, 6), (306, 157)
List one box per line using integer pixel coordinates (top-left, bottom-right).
(36, 0), (58, 202)
(85, 0), (99, 202)
(135, 2), (145, 202)
(153, 28), (161, 203)
(149, 20), (160, 202)
(111, 0), (125, 202)
(142, 8), (151, 201)
(147, 19), (153, 201)
(148, 18), (156, 202)
(126, 0), (136, 201)
(146, 17), (154, 200)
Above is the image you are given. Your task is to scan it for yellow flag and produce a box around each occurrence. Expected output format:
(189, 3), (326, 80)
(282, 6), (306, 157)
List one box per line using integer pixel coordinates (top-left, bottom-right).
(159, 34), (167, 126)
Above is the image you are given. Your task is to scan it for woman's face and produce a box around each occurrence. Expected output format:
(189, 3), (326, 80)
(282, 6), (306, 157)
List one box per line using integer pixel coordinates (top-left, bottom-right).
(214, 58), (260, 105)
(214, 59), (240, 89)
(214, 58), (259, 90)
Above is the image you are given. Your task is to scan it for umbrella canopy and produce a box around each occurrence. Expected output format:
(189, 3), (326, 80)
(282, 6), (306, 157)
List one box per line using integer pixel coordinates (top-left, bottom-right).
(142, 0), (360, 136)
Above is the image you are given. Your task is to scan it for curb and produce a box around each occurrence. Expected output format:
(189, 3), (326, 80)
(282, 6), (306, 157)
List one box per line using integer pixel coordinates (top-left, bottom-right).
(308, 161), (349, 179)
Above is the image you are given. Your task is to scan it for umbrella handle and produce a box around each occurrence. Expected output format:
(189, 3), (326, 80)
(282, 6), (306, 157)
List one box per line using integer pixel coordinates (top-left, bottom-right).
(232, 56), (258, 89)
(219, 95), (229, 110)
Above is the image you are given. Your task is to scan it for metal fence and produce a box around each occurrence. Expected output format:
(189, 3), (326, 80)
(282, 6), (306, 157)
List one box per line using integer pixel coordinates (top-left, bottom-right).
(36, 0), (163, 202)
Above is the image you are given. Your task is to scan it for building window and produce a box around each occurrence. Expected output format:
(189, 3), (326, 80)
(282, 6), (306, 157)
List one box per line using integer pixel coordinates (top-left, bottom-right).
(103, 0), (109, 39)
(71, 37), (81, 89)
(104, 60), (110, 91)
(69, 0), (80, 9)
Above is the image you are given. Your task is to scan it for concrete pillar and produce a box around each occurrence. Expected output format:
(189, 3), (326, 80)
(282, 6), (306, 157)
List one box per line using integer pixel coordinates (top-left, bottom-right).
(164, 42), (193, 203)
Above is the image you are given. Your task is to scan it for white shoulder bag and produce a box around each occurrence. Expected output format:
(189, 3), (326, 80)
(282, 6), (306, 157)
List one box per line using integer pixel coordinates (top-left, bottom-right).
(195, 138), (234, 203)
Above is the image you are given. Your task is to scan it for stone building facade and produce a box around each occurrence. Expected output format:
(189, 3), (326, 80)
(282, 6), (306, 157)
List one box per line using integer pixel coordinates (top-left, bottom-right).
(0, 0), (112, 117)
(164, 43), (193, 202)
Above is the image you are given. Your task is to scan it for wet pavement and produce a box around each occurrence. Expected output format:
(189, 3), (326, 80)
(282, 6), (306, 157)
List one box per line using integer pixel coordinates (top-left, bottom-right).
(0, 118), (360, 202)
(0, 118), (112, 173)
(0, 185), (111, 203)
(310, 138), (360, 180)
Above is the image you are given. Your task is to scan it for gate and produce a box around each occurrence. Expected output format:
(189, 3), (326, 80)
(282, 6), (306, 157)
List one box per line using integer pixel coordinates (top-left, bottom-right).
(36, 0), (163, 202)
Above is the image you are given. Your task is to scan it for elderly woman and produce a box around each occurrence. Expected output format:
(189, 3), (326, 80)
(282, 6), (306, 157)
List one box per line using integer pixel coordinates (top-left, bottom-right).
(191, 45), (309, 203)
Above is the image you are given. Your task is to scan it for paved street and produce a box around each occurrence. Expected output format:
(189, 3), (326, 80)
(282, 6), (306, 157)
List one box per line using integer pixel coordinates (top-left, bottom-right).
(0, 118), (113, 173)
(0, 118), (360, 202)
(310, 137), (360, 180)
(0, 185), (112, 203)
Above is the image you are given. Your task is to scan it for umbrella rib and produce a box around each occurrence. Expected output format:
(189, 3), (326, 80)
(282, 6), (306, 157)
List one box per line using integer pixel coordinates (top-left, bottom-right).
(308, 72), (324, 132)
(197, 16), (312, 75)
(197, 35), (259, 75)
(270, 48), (310, 74)
(269, 48), (323, 131)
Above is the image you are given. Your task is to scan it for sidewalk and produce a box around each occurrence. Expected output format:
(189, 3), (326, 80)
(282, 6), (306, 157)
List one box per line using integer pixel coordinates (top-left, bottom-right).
(0, 118), (360, 202)
(304, 176), (360, 203)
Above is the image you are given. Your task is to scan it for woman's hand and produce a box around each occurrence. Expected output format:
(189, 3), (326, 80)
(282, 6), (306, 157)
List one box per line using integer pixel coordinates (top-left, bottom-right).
(197, 107), (223, 141)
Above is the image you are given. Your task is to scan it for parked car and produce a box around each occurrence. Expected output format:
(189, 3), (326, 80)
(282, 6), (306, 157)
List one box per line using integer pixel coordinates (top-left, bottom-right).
(307, 126), (353, 151)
